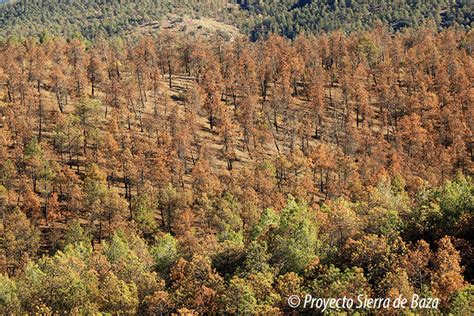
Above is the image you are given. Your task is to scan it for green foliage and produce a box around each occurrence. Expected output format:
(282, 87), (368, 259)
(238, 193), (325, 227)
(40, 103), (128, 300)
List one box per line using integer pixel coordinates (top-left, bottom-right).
(63, 221), (92, 247)
(74, 98), (101, 126)
(2, 208), (40, 272)
(83, 164), (107, 209)
(364, 207), (402, 237)
(357, 35), (380, 68)
(73, 98), (102, 153)
(157, 183), (188, 234)
(99, 272), (139, 314)
(0, 159), (16, 188)
(222, 276), (258, 314)
(23, 137), (54, 190)
(23, 137), (43, 160)
(270, 196), (319, 273)
(213, 235), (245, 278)
(18, 243), (99, 313)
(436, 173), (473, 224)
(449, 285), (474, 316)
(214, 193), (244, 242)
(14, 236), (155, 313)
(370, 176), (411, 215)
(407, 174), (473, 240)
(0, 0), (471, 41)
(251, 207), (279, 240)
(102, 232), (159, 300)
(236, 0), (472, 39)
(132, 193), (158, 232)
(103, 232), (131, 263)
(151, 234), (179, 277)
(0, 0), (235, 40)
(0, 274), (20, 314)
(242, 241), (272, 275)
(308, 264), (370, 305)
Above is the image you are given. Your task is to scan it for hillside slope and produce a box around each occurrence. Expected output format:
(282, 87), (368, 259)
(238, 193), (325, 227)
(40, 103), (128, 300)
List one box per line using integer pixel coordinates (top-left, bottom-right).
(235, 0), (473, 38)
(1, 0), (474, 308)
(0, 0), (472, 40)
(0, 0), (245, 39)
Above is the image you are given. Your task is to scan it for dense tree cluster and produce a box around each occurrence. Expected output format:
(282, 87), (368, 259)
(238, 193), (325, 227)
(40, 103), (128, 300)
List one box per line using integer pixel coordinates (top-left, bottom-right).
(0, 27), (473, 313)
(0, 0), (244, 40)
(236, 0), (473, 39)
(0, 0), (472, 40)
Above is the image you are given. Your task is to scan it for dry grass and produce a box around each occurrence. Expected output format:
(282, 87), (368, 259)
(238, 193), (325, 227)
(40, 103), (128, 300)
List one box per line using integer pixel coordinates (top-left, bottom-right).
(132, 14), (243, 40)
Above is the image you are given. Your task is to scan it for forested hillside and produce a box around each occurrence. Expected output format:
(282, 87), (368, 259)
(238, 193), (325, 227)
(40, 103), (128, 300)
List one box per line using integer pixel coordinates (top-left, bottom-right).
(236, 0), (473, 38)
(0, 0), (472, 40)
(0, 27), (473, 313)
(0, 0), (245, 39)
(0, 0), (473, 314)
